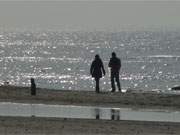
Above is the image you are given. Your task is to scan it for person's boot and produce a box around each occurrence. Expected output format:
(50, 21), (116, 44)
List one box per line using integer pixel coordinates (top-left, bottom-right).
(96, 87), (100, 93)
(111, 89), (115, 92)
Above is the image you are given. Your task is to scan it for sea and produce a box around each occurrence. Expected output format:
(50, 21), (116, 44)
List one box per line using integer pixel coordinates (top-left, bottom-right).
(0, 29), (180, 92)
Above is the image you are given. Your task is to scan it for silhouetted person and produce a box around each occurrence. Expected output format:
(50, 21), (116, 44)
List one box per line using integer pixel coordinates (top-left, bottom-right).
(90, 55), (105, 93)
(108, 52), (121, 92)
(31, 78), (36, 96)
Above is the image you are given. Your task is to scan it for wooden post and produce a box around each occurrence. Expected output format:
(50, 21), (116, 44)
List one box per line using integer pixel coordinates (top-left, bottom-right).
(31, 78), (36, 96)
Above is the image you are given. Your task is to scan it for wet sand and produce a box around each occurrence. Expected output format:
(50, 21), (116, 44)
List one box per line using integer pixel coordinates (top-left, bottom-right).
(0, 85), (180, 109)
(1, 85), (180, 134)
(0, 116), (180, 135)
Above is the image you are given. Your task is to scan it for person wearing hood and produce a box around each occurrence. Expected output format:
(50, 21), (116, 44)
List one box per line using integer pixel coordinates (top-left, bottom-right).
(90, 54), (106, 93)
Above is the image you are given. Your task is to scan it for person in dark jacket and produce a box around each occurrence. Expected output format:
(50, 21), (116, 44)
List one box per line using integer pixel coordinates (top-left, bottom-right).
(90, 54), (105, 93)
(108, 52), (121, 92)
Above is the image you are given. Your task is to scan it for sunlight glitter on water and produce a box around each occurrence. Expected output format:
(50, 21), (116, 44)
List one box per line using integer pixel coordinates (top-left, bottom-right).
(0, 30), (180, 91)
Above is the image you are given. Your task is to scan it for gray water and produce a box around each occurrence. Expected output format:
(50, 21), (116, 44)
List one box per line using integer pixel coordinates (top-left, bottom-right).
(0, 30), (180, 91)
(0, 102), (180, 122)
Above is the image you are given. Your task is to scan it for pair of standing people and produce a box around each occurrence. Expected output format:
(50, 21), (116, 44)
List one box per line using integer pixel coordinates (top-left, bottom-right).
(90, 52), (121, 93)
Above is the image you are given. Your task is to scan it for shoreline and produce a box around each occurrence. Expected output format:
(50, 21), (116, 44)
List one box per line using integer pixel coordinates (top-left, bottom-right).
(1, 85), (180, 134)
(0, 85), (180, 110)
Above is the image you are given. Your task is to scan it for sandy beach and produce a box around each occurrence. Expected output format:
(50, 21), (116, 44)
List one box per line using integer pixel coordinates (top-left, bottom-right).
(0, 85), (180, 109)
(1, 85), (180, 134)
(0, 116), (180, 135)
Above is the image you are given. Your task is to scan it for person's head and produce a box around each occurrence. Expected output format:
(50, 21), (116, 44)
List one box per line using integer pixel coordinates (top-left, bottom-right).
(31, 78), (35, 84)
(112, 52), (116, 58)
(95, 54), (100, 60)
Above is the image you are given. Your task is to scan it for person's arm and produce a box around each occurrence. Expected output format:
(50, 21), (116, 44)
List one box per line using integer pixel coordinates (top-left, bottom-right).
(119, 58), (121, 71)
(108, 58), (112, 68)
(101, 61), (106, 76)
(90, 61), (94, 75)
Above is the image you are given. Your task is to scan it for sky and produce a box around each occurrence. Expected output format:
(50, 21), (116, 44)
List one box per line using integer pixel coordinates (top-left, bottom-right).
(0, 1), (180, 31)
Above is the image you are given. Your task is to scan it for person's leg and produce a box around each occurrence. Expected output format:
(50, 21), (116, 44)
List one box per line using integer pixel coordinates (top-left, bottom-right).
(95, 78), (100, 93)
(111, 73), (115, 92)
(115, 73), (121, 91)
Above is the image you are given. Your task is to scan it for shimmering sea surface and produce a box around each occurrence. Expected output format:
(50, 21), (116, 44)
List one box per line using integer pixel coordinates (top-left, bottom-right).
(0, 30), (180, 92)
